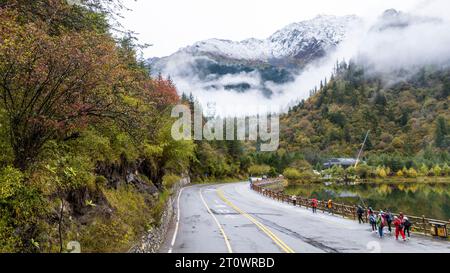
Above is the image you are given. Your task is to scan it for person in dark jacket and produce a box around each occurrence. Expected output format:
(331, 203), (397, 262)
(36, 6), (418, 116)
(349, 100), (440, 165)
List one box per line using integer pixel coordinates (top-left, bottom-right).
(369, 213), (377, 232)
(403, 217), (412, 239)
(367, 207), (374, 218)
(385, 210), (393, 234)
(357, 205), (365, 224)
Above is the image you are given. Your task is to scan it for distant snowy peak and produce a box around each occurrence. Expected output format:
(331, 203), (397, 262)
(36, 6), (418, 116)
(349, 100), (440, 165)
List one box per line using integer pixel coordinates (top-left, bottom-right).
(179, 14), (360, 62)
(186, 38), (269, 61)
(372, 9), (442, 31)
(268, 15), (359, 57)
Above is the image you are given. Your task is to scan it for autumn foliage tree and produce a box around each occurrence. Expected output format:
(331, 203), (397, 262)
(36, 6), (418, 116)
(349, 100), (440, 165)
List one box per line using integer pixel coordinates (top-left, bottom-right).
(0, 10), (130, 169)
(0, 0), (196, 253)
(0, 0), (112, 35)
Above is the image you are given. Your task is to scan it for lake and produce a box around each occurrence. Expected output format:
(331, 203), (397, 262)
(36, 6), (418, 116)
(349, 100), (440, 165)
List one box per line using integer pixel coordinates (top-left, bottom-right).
(284, 181), (450, 221)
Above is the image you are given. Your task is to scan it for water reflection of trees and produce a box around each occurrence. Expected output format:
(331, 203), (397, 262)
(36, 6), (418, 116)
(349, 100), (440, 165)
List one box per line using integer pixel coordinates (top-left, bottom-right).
(285, 183), (450, 220)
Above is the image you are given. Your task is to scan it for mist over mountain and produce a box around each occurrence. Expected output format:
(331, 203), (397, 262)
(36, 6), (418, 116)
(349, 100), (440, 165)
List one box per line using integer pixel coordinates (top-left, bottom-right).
(150, 15), (359, 100)
(149, 4), (450, 116)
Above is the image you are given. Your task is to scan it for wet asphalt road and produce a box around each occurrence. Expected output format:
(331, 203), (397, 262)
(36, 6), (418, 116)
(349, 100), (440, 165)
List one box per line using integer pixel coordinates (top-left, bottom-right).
(160, 182), (450, 253)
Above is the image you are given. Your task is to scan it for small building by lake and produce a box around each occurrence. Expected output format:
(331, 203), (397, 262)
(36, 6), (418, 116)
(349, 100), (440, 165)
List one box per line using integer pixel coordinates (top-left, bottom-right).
(323, 158), (360, 169)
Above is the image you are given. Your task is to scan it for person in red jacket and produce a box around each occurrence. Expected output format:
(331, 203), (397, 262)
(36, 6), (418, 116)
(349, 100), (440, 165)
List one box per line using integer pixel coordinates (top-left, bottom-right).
(311, 198), (318, 214)
(393, 216), (406, 241)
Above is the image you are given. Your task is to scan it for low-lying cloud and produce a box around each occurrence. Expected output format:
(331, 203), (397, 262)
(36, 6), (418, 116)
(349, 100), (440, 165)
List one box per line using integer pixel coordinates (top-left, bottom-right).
(156, 0), (450, 117)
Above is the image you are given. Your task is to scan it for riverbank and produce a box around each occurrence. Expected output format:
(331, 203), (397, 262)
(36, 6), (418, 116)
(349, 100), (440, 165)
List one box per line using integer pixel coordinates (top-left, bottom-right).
(287, 176), (450, 185)
(358, 177), (450, 184)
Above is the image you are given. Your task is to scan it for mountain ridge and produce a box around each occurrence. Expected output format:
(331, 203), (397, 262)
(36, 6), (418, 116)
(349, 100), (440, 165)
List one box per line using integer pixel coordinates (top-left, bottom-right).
(150, 14), (360, 68)
(148, 14), (361, 100)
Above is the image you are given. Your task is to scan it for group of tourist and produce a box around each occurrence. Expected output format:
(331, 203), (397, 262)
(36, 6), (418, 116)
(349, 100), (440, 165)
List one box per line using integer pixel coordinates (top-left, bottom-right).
(309, 198), (333, 215)
(290, 193), (414, 242)
(357, 206), (412, 241)
(309, 198), (412, 241)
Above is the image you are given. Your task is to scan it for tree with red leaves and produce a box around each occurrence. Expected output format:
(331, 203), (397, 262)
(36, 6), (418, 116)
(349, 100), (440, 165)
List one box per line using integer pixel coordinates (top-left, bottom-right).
(0, 10), (128, 170)
(150, 75), (180, 110)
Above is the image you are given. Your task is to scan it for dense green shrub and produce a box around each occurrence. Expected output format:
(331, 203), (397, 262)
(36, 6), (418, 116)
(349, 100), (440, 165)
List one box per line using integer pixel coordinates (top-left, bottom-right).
(248, 164), (271, 176)
(0, 167), (46, 253)
(283, 168), (302, 181)
(355, 164), (372, 179)
(162, 174), (181, 192)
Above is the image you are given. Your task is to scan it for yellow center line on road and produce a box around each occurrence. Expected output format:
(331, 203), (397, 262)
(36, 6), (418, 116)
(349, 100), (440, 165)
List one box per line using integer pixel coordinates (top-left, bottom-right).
(217, 187), (296, 253)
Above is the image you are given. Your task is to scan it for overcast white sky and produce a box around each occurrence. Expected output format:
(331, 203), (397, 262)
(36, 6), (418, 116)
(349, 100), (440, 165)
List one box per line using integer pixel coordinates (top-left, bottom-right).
(120, 0), (429, 58)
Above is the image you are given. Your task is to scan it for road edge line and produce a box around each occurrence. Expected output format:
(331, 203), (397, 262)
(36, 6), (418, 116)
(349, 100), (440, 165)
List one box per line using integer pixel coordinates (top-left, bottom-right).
(168, 187), (185, 253)
(199, 188), (233, 253)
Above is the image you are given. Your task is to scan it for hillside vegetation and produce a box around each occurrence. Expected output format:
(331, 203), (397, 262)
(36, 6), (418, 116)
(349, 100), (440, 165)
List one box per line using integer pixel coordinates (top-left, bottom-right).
(0, 0), (243, 253)
(250, 61), (449, 180)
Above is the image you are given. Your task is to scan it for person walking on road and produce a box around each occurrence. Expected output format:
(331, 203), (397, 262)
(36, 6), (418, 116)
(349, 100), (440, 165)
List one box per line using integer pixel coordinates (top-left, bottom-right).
(357, 205), (365, 224)
(403, 217), (412, 240)
(393, 216), (406, 241)
(327, 199), (333, 215)
(291, 195), (297, 206)
(311, 198), (318, 214)
(385, 210), (393, 234)
(369, 213), (377, 232)
(376, 211), (385, 238)
(367, 207), (374, 218)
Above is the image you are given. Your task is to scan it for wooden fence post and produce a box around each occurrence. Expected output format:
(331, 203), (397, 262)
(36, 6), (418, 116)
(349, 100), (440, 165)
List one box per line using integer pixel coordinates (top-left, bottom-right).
(422, 215), (426, 235)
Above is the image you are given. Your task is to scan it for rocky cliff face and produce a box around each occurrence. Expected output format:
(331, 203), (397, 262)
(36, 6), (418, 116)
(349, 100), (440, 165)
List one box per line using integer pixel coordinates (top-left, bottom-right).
(129, 177), (191, 253)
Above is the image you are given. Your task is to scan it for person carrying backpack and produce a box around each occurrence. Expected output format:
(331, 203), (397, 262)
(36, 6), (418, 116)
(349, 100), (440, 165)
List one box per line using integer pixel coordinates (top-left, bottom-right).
(393, 216), (406, 241)
(357, 205), (365, 224)
(403, 217), (412, 239)
(376, 211), (385, 238)
(369, 213), (377, 232)
(385, 210), (393, 234)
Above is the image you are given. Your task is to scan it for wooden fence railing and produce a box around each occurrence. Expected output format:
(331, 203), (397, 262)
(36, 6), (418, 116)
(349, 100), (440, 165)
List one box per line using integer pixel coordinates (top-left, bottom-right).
(251, 180), (450, 240)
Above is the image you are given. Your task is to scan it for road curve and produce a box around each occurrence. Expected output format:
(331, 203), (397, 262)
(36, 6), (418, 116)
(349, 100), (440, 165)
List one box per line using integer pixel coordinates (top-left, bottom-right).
(160, 182), (450, 253)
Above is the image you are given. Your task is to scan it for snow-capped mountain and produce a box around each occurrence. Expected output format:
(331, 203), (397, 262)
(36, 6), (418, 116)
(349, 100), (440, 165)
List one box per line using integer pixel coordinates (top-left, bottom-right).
(371, 8), (442, 32)
(186, 15), (358, 62)
(151, 15), (359, 73)
(148, 9), (449, 116)
(149, 15), (360, 101)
